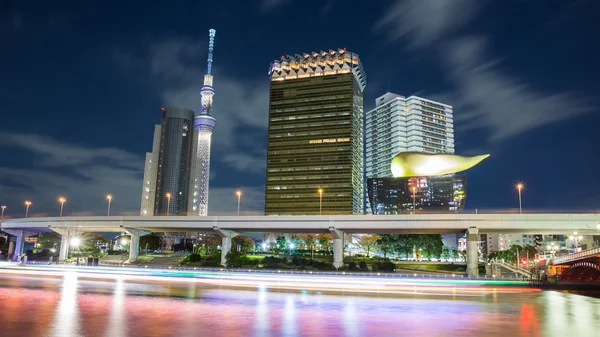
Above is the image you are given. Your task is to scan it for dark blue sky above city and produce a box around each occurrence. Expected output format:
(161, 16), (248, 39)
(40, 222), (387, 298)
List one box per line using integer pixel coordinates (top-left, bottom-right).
(0, 0), (598, 217)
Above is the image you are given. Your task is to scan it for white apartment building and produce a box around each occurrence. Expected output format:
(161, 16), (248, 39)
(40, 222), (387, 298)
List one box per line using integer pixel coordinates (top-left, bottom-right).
(365, 93), (454, 179)
(484, 234), (535, 253)
(140, 125), (161, 216)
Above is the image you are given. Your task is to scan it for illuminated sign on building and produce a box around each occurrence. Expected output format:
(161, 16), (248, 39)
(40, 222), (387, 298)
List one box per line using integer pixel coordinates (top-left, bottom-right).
(309, 138), (350, 144)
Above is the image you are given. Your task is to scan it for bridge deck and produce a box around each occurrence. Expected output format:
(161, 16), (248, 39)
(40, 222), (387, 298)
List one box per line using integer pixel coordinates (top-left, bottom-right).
(551, 247), (600, 265)
(1, 214), (599, 234)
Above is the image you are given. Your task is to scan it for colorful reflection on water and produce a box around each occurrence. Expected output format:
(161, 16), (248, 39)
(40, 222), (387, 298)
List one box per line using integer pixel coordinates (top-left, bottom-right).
(0, 273), (598, 337)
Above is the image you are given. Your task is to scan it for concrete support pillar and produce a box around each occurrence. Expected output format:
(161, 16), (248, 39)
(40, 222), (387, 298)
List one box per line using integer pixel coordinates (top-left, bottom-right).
(329, 227), (344, 269)
(123, 228), (151, 264)
(50, 228), (71, 262)
(59, 235), (70, 262)
(213, 227), (238, 267)
(7, 240), (15, 256)
(466, 227), (479, 277)
(3, 230), (29, 262)
(13, 231), (24, 262)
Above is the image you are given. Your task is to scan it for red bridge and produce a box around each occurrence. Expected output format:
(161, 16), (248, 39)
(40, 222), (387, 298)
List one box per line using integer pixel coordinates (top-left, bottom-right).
(550, 248), (600, 283)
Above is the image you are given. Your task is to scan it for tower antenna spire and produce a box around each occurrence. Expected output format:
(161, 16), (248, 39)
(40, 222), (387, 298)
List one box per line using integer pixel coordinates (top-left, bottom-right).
(189, 28), (217, 217)
(207, 29), (216, 75)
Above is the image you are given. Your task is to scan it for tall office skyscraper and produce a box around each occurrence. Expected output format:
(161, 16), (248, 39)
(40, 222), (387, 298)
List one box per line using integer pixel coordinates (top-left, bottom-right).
(188, 29), (217, 216)
(365, 93), (454, 179)
(140, 107), (195, 216)
(265, 49), (366, 215)
(154, 107), (195, 215)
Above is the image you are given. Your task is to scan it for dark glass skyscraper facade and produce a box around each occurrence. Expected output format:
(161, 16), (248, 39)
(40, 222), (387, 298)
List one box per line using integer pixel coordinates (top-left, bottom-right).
(367, 175), (466, 214)
(265, 49), (366, 215)
(154, 107), (195, 216)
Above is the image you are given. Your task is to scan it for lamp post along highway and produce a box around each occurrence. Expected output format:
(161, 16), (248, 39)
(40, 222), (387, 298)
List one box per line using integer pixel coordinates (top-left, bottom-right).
(318, 188), (323, 215)
(58, 197), (66, 217)
(1, 205), (6, 223)
(411, 186), (417, 215)
(106, 195), (112, 216)
(166, 193), (171, 216)
(24, 201), (31, 218)
(516, 183), (523, 214)
(236, 190), (242, 216)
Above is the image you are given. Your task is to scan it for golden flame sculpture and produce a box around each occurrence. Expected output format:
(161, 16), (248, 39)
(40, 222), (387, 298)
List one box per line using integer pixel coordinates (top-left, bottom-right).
(391, 152), (490, 178)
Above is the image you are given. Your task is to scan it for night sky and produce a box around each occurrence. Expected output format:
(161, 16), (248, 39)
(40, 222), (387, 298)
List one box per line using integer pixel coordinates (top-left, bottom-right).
(1, 0), (598, 218)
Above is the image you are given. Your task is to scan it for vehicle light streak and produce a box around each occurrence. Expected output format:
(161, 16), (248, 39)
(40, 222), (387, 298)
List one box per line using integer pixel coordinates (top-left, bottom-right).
(0, 264), (539, 296)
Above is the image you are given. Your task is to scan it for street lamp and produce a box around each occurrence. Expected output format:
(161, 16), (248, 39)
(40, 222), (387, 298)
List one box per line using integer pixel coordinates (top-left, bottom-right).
(165, 193), (171, 215)
(70, 237), (81, 248)
(24, 201), (31, 218)
(568, 232), (583, 251)
(318, 188), (323, 215)
(516, 183), (524, 214)
(546, 243), (558, 258)
(120, 237), (128, 246)
(236, 190), (242, 216)
(106, 194), (113, 216)
(58, 197), (66, 217)
(0, 205), (6, 223)
(411, 186), (417, 215)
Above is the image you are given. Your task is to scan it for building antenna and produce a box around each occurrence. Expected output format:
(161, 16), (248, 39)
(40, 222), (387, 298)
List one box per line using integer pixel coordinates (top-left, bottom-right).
(206, 29), (216, 75)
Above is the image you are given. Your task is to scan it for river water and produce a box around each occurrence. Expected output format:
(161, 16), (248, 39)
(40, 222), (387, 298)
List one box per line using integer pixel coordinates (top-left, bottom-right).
(0, 272), (598, 337)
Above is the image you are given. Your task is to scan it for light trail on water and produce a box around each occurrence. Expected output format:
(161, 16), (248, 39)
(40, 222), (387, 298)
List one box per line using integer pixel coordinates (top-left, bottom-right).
(0, 263), (539, 297)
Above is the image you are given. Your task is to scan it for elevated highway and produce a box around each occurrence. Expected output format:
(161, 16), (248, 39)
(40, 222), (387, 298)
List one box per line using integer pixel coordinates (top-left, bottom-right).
(2, 213), (599, 277)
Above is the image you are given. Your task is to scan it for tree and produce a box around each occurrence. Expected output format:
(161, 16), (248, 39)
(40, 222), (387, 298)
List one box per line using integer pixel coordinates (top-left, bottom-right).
(355, 235), (380, 258)
(395, 235), (414, 259)
(376, 234), (396, 258)
(504, 245), (523, 263)
(451, 249), (459, 262)
(276, 236), (287, 250)
(140, 235), (160, 253)
(521, 244), (538, 262)
(406, 234), (444, 261)
(233, 236), (255, 253)
(226, 251), (248, 268)
(298, 234), (317, 259)
(289, 236), (301, 253)
(317, 234), (333, 254)
(442, 248), (450, 262)
(459, 250), (466, 261)
(204, 235), (221, 254)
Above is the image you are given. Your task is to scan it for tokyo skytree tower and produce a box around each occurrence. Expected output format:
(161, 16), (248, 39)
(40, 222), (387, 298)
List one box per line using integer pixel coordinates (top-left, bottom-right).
(188, 29), (217, 216)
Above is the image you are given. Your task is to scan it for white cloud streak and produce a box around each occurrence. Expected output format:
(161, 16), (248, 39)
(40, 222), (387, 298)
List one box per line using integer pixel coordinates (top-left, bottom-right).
(0, 132), (143, 216)
(259, 0), (294, 12)
(374, 0), (479, 47)
(446, 37), (594, 141)
(374, 0), (594, 143)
